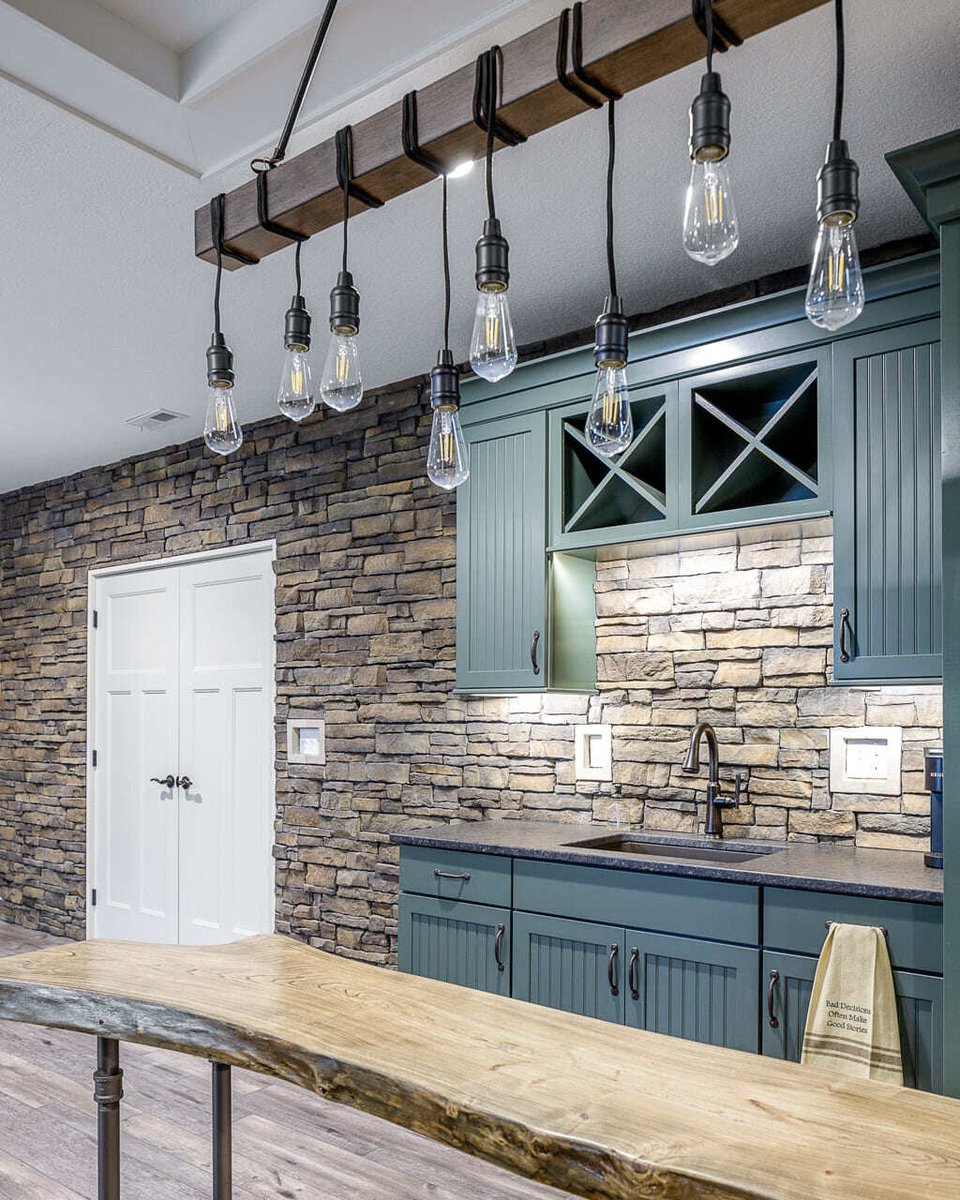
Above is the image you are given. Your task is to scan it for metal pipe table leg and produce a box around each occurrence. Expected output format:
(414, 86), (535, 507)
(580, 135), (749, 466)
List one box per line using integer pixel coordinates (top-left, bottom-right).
(94, 1037), (122, 1200)
(212, 1062), (232, 1199)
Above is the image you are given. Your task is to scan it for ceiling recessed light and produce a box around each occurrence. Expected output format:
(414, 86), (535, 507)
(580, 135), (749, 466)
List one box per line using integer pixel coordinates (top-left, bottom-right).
(446, 159), (475, 180)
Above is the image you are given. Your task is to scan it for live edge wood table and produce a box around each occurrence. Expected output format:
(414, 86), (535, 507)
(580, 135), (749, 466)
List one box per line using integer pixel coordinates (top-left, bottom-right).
(0, 936), (958, 1200)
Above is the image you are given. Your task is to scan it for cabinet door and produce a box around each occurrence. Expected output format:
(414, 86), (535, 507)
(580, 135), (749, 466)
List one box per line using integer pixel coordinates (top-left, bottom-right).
(456, 411), (548, 691)
(833, 320), (941, 681)
(762, 951), (943, 1093)
(513, 912), (624, 1024)
(398, 895), (510, 997)
(626, 931), (759, 1052)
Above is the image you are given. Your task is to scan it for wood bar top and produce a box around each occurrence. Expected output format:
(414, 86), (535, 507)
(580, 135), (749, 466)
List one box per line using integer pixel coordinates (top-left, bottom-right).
(0, 934), (956, 1200)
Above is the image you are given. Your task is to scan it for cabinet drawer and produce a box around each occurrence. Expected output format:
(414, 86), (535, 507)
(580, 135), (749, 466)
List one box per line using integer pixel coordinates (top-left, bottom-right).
(762, 888), (942, 974)
(514, 860), (759, 945)
(400, 846), (512, 907)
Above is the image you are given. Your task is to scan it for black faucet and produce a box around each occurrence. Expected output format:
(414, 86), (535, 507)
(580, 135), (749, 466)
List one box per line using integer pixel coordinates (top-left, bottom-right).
(682, 722), (742, 837)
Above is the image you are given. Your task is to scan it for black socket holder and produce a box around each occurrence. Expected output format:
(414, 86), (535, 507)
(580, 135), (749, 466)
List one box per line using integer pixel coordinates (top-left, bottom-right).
(594, 298), (628, 368)
(206, 332), (234, 388)
(817, 139), (860, 226)
(329, 270), (360, 335)
(283, 295), (312, 351)
(475, 218), (510, 291)
(689, 72), (731, 162)
(430, 349), (460, 409)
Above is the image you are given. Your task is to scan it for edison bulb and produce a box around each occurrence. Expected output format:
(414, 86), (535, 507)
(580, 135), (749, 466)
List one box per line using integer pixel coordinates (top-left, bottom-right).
(586, 364), (633, 457)
(277, 347), (314, 421)
(470, 287), (517, 382)
(320, 333), (362, 411)
(426, 407), (469, 490)
(804, 219), (864, 330)
(203, 385), (242, 455)
(682, 158), (739, 265)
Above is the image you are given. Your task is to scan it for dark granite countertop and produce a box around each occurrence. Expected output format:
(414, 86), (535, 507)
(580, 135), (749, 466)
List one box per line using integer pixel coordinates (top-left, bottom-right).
(392, 820), (943, 904)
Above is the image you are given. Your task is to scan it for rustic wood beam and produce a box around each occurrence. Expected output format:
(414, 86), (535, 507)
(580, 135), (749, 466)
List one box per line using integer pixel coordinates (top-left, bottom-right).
(194, 0), (828, 269)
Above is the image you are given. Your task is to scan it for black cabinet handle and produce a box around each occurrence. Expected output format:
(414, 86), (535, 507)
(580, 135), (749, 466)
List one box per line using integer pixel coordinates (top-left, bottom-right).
(767, 969), (780, 1029)
(176, 775), (193, 791)
(607, 943), (619, 996)
(530, 629), (541, 675)
(434, 870), (471, 881)
(628, 946), (640, 1002)
(150, 775), (175, 789)
(839, 607), (851, 663)
(494, 923), (506, 972)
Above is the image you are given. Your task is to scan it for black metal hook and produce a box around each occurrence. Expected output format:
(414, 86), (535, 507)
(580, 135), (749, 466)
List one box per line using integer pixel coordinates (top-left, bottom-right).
(556, 8), (603, 109)
(571, 2), (621, 102)
(472, 47), (526, 147)
(334, 125), (384, 210)
(692, 0), (743, 53)
(401, 90), (444, 176)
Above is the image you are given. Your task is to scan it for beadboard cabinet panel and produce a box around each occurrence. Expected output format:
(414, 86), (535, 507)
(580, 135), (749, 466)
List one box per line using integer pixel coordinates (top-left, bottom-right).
(833, 320), (942, 682)
(512, 912), (624, 1024)
(398, 895), (510, 997)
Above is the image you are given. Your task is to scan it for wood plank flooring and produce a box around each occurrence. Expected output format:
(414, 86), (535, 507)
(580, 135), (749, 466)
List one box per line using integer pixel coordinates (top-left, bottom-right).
(0, 923), (571, 1199)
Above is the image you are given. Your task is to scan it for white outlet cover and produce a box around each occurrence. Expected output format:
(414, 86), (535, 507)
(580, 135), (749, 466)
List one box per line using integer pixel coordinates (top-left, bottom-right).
(287, 718), (326, 766)
(575, 724), (612, 782)
(829, 726), (902, 796)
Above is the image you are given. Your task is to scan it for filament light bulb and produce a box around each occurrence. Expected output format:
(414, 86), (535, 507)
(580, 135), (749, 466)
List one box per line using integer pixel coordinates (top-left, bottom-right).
(277, 347), (314, 421)
(204, 384), (242, 456)
(470, 286), (517, 382)
(682, 157), (739, 265)
(586, 363), (632, 457)
(321, 333), (362, 411)
(805, 217), (864, 331)
(427, 407), (469, 490)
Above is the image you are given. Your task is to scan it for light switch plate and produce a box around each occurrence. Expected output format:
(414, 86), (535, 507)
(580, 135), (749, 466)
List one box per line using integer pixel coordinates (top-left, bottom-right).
(575, 724), (612, 782)
(829, 726), (901, 795)
(287, 717), (326, 765)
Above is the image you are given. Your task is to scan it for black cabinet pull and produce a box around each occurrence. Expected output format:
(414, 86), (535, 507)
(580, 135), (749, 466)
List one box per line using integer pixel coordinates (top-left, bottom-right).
(628, 946), (640, 1002)
(494, 923), (506, 972)
(839, 607), (851, 663)
(149, 775), (176, 789)
(767, 969), (780, 1029)
(530, 629), (541, 675)
(434, 870), (471, 881)
(176, 775), (192, 791)
(607, 943), (619, 996)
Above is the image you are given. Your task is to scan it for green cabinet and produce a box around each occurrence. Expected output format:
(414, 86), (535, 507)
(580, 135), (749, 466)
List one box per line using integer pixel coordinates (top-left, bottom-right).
(832, 319), (942, 682)
(762, 949), (943, 1093)
(398, 894), (510, 997)
(626, 931), (759, 1052)
(513, 912), (623, 1023)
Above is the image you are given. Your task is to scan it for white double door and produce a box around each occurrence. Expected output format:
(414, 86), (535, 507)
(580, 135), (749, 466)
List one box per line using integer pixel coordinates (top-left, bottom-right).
(91, 548), (275, 945)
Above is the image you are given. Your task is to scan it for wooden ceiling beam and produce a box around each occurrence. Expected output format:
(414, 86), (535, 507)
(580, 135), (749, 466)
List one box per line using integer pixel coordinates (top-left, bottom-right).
(194, 0), (828, 269)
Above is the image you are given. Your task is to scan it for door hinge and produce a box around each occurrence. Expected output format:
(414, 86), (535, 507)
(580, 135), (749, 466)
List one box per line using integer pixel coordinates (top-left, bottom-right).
(91, 888), (97, 908)
(92, 609), (98, 629)
(91, 749), (98, 768)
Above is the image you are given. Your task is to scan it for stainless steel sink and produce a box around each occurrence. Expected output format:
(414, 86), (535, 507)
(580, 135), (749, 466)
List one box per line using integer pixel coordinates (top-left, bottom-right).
(561, 834), (784, 866)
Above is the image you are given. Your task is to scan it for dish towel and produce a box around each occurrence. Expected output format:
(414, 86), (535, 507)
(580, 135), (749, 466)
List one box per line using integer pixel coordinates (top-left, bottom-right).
(800, 922), (903, 1084)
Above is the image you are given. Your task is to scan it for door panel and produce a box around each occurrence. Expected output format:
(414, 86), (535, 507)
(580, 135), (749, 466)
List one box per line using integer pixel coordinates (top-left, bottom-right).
(177, 553), (275, 944)
(513, 912), (624, 1024)
(626, 930), (759, 1052)
(398, 895), (510, 996)
(93, 568), (179, 942)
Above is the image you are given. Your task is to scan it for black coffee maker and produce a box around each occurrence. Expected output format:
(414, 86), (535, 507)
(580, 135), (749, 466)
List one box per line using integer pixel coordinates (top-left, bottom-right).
(924, 747), (943, 870)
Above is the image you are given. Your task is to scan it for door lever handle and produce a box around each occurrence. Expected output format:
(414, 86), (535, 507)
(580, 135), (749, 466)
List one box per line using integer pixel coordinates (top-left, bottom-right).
(176, 775), (193, 791)
(150, 775), (176, 789)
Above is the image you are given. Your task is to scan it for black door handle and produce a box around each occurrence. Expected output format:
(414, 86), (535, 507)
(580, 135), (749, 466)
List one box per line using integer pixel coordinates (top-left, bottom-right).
(494, 923), (506, 972)
(607, 943), (619, 996)
(628, 946), (640, 1002)
(767, 969), (780, 1029)
(839, 607), (851, 663)
(176, 775), (193, 791)
(530, 629), (541, 675)
(150, 775), (175, 789)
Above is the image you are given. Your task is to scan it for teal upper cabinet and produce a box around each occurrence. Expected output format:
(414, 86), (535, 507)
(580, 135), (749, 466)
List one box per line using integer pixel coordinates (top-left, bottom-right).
(832, 319), (942, 682)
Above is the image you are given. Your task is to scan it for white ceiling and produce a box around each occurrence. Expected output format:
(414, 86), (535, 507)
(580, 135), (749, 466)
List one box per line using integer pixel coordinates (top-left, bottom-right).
(0, 0), (958, 494)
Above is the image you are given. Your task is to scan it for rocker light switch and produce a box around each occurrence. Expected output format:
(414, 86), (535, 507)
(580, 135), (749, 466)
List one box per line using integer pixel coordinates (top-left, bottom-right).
(829, 726), (901, 795)
(575, 724), (612, 782)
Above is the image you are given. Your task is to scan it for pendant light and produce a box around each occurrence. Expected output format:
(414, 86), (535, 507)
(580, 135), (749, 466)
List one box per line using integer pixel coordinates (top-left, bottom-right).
(682, 0), (739, 265)
(469, 49), (518, 382)
(320, 127), (364, 411)
(276, 241), (315, 422)
(586, 98), (632, 459)
(805, 0), (863, 330)
(426, 175), (469, 490)
(203, 193), (243, 456)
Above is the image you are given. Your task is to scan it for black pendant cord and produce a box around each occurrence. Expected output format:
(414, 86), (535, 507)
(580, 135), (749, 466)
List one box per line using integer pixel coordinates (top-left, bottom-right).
(692, 0), (742, 58)
(472, 47), (526, 155)
(703, 0), (715, 73)
(571, 2), (621, 102)
(556, 8), (602, 108)
(211, 193), (225, 335)
(251, 0), (339, 170)
(441, 173), (451, 353)
(832, 0), (845, 141)
(339, 129), (351, 275)
(401, 91), (443, 176)
(605, 99), (617, 300)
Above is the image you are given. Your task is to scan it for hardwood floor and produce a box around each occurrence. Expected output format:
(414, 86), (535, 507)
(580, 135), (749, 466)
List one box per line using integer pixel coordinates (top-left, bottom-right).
(0, 923), (570, 1199)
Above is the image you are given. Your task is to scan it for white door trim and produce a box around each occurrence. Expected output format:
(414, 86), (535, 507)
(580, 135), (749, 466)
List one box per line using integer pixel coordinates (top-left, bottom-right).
(85, 540), (277, 938)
